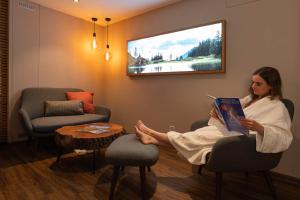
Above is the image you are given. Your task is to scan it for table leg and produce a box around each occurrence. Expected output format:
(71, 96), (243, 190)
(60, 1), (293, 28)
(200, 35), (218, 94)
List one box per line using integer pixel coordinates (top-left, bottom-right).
(93, 147), (96, 173)
(56, 146), (63, 163)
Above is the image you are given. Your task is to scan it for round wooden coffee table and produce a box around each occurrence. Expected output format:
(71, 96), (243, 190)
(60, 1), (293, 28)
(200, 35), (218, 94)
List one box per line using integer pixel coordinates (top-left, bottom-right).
(55, 122), (125, 172)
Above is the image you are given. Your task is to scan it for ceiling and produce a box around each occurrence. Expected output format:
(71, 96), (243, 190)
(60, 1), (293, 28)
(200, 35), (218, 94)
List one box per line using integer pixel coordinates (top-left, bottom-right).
(29, 0), (182, 26)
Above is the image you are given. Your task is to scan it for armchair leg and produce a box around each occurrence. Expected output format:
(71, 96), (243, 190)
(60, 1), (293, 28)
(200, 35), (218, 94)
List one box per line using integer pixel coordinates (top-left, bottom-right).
(263, 171), (278, 200)
(198, 165), (204, 174)
(216, 172), (222, 200)
(27, 136), (32, 146)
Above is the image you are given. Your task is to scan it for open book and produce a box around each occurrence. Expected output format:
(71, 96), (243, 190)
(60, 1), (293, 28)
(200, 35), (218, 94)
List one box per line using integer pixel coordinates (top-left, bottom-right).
(79, 124), (110, 134)
(208, 95), (249, 135)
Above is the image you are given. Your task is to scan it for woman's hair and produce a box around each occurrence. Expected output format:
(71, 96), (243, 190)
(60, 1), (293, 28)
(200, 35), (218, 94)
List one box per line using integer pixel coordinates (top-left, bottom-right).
(249, 66), (282, 100)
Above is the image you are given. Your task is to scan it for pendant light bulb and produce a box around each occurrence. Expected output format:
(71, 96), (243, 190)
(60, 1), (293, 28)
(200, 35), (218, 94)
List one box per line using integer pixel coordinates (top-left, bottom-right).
(91, 17), (97, 49)
(92, 33), (97, 49)
(105, 47), (110, 61)
(105, 51), (110, 61)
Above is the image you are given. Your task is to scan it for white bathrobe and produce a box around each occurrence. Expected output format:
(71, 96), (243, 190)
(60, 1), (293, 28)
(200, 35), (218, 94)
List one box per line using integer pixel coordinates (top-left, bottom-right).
(167, 96), (293, 165)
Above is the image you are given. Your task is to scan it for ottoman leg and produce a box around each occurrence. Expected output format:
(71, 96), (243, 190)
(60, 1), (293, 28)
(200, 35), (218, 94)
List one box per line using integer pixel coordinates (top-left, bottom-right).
(109, 165), (120, 200)
(139, 166), (146, 200)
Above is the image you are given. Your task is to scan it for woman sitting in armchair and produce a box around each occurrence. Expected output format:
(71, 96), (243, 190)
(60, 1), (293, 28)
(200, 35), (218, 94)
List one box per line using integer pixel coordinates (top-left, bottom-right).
(135, 66), (293, 165)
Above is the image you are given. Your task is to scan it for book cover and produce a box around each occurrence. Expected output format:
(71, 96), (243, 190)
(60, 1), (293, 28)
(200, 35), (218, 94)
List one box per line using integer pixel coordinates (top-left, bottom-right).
(208, 95), (249, 135)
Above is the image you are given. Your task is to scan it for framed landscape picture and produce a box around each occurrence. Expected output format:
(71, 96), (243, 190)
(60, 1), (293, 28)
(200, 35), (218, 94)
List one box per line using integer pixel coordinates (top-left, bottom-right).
(127, 20), (226, 76)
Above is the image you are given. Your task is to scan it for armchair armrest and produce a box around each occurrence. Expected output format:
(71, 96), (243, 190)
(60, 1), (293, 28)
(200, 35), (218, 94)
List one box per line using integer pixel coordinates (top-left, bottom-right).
(19, 107), (33, 133)
(94, 105), (111, 122)
(206, 135), (282, 172)
(190, 120), (209, 131)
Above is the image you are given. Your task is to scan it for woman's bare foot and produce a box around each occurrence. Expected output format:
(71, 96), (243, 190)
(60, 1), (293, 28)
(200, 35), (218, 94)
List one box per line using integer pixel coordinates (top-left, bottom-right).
(136, 120), (159, 137)
(135, 126), (159, 145)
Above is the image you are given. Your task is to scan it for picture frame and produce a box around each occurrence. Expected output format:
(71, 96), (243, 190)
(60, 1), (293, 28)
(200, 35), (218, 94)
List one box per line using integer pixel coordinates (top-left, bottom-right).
(127, 20), (226, 76)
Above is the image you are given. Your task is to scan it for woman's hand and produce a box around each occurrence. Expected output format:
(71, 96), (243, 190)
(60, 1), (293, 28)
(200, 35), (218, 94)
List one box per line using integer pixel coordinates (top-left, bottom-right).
(240, 118), (264, 135)
(210, 107), (218, 119)
(210, 107), (224, 124)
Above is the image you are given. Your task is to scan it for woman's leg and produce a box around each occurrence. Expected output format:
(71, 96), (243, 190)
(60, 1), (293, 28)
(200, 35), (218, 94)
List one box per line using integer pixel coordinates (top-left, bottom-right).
(136, 120), (163, 136)
(135, 126), (173, 147)
(136, 121), (172, 146)
(135, 126), (165, 146)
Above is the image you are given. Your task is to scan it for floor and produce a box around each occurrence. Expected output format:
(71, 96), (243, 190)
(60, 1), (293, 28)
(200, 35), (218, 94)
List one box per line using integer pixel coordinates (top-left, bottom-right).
(0, 140), (300, 200)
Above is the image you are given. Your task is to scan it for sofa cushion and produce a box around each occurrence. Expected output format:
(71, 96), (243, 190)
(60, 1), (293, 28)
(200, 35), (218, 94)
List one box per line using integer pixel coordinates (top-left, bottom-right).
(21, 88), (84, 120)
(31, 114), (106, 133)
(66, 92), (95, 113)
(45, 100), (84, 116)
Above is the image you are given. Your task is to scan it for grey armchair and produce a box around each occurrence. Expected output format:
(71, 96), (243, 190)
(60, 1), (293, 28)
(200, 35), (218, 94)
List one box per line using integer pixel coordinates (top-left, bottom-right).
(190, 99), (294, 200)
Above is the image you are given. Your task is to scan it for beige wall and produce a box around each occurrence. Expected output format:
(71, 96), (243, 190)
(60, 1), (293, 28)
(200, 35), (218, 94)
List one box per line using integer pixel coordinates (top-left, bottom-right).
(103, 0), (300, 178)
(9, 0), (105, 141)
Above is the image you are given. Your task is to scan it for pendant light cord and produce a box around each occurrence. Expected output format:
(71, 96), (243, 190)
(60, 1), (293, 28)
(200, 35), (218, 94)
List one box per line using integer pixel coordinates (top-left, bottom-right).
(94, 21), (95, 34)
(105, 18), (111, 49)
(106, 20), (109, 48)
(92, 17), (97, 37)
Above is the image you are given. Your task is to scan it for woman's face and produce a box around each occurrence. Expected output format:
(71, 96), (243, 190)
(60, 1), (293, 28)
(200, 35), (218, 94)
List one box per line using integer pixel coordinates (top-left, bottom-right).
(251, 74), (272, 97)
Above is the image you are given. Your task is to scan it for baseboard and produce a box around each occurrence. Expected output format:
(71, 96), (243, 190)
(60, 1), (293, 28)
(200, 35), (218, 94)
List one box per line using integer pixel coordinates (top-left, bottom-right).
(271, 171), (300, 187)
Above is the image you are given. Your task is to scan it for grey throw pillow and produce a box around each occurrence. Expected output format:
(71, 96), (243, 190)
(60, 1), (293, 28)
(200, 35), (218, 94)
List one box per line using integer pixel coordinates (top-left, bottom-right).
(45, 100), (84, 116)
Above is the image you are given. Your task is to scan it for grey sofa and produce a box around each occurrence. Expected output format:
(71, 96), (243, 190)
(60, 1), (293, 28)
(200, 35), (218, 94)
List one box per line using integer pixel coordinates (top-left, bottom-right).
(19, 88), (111, 143)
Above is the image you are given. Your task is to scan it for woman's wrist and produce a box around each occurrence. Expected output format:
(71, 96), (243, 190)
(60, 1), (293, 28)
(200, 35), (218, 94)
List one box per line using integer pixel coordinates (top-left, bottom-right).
(257, 125), (265, 135)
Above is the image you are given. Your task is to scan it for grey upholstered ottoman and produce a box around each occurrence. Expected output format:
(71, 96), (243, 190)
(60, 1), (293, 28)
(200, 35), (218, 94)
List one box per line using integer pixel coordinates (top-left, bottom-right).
(105, 134), (159, 200)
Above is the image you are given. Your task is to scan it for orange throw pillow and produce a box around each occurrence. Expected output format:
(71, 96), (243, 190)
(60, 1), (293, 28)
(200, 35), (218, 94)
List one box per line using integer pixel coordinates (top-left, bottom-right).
(66, 92), (95, 113)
